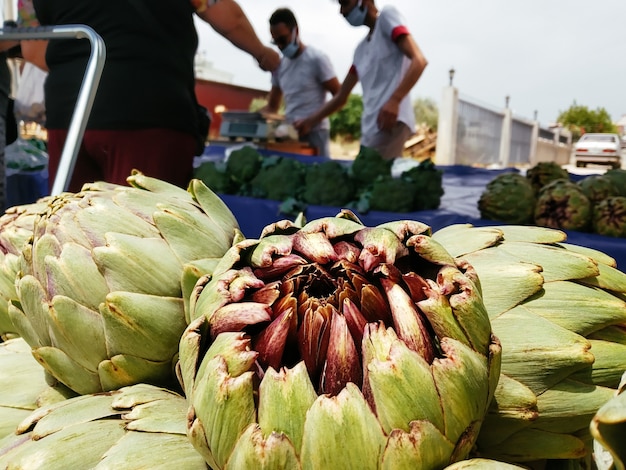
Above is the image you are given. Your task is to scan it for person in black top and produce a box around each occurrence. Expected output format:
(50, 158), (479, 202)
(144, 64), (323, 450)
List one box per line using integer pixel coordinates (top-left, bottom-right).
(19, 0), (279, 192)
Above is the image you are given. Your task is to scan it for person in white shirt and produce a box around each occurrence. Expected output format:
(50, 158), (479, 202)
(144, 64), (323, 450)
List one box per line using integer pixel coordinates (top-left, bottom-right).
(294, 0), (427, 160)
(263, 8), (340, 157)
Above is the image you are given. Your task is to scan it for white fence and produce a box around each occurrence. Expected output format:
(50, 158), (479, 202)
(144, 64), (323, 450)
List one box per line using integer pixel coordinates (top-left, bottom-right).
(436, 86), (572, 167)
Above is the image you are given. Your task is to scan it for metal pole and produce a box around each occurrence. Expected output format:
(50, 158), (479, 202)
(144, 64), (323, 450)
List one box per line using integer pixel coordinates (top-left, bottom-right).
(0, 24), (106, 195)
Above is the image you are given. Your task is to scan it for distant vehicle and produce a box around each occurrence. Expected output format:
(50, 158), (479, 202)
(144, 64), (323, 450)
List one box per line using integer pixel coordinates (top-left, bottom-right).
(574, 133), (622, 169)
(622, 135), (626, 149)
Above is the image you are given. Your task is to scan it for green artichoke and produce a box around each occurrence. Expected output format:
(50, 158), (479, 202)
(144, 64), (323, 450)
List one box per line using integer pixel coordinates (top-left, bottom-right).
(592, 196), (626, 238)
(0, 383), (208, 469)
(604, 169), (626, 197)
(0, 198), (52, 340)
(178, 211), (501, 470)
(534, 179), (592, 232)
(11, 172), (243, 395)
(590, 372), (626, 470)
(0, 338), (74, 440)
(526, 162), (570, 194)
(577, 174), (619, 206)
(433, 224), (626, 463)
(478, 173), (536, 224)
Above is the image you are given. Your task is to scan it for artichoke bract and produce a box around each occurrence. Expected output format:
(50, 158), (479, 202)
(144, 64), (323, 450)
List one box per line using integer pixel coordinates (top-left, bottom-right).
(0, 384), (208, 469)
(433, 224), (626, 463)
(444, 458), (526, 469)
(590, 372), (626, 470)
(0, 338), (74, 440)
(178, 211), (501, 470)
(11, 172), (243, 395)
(0, 198), (53, 340)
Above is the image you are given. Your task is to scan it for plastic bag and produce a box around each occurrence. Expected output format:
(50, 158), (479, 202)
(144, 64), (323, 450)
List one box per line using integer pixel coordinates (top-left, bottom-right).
(14, 62), (47, 125)
(5, 137), (48, 173)
(4, 137), (49, 208)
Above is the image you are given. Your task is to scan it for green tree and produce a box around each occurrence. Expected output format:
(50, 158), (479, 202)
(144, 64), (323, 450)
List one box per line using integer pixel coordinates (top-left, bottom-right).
(557, 102), (617, 141)
(330, 93), (363, 139)
(413, 96), (439, 131)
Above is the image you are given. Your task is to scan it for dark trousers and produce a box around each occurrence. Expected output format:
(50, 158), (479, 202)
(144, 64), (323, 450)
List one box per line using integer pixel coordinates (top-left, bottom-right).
(47, 128), (197, 193)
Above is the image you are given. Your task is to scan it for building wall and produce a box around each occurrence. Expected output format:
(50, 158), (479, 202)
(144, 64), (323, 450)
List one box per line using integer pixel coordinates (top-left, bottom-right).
(194, 79), (269, 138)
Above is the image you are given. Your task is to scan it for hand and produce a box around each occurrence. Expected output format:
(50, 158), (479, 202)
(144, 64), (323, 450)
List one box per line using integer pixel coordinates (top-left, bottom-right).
(256, 46), (281, 72)
(377, 99), (400, 131)
(293, 117), (314, 137)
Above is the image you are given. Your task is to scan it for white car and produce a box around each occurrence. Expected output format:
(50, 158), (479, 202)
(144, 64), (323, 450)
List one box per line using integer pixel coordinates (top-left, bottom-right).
(574, 133), (622, 169)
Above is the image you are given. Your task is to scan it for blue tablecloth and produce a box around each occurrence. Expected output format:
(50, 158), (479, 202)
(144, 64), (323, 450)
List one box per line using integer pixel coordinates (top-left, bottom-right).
(203, 145), (626, 270)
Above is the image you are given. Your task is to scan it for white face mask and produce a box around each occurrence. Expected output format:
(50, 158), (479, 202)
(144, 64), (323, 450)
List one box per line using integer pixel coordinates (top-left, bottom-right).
(345, 0), (367, 27)
(281, 29), (299, 59)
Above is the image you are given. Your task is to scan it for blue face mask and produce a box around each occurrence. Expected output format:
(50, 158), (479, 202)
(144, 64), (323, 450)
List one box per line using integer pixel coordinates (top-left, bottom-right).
(345, 1), (367, 27)
(281, 30), (299, 59)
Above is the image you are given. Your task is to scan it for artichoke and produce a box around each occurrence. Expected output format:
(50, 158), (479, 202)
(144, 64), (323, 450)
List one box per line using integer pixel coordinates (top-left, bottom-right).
(0, 337), (75, 440)
(604, 169), (626, 197)
(590, 372), (626, 470)
(0, 383), (208, 469)
(433, 224), (626, 463)
(526, 162), (570, 194)
(178, 211), (501, 470)
(478, 173), (536, 224)
(592, 196), (626, 238)
(11, 172), (243, 395)
(577, 174), (619, 206)
(444, 458), (526, 469)
(534, 179), (592, 232)
(0, 198), (52, 340)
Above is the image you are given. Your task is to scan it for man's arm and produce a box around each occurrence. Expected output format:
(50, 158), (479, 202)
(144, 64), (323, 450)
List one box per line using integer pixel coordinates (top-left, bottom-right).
(264, 86), (283, 114)
(21, 40), (48, 71)
(322, 77), (341, 97)
(194, 0), (280, 72)
(259, 85), (284, 119)
(13, 0), (49, 71)
(377, 34), (427, 131)
(294, 69), (357, 136)
(0, 41), (19, 53)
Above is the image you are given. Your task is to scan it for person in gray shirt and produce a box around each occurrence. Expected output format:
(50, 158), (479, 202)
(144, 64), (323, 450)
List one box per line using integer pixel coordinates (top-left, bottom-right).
(263, 8), (340, 157)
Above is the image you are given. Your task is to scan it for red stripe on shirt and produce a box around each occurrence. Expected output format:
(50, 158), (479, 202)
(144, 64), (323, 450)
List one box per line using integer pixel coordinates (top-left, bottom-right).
(391, 25), (410, 42)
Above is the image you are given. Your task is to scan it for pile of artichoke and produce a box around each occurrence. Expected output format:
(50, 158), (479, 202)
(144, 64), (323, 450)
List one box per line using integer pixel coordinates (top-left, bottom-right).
(0, 171), (625, 469)
(479, 165), (626, 238)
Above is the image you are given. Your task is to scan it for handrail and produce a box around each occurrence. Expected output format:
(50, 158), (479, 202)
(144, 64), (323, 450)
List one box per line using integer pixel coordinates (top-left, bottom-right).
(0, 24), (106, 195)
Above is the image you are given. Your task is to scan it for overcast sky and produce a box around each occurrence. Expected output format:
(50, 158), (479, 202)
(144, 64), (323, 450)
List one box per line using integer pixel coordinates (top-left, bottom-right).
(194, 0), (626, 126)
